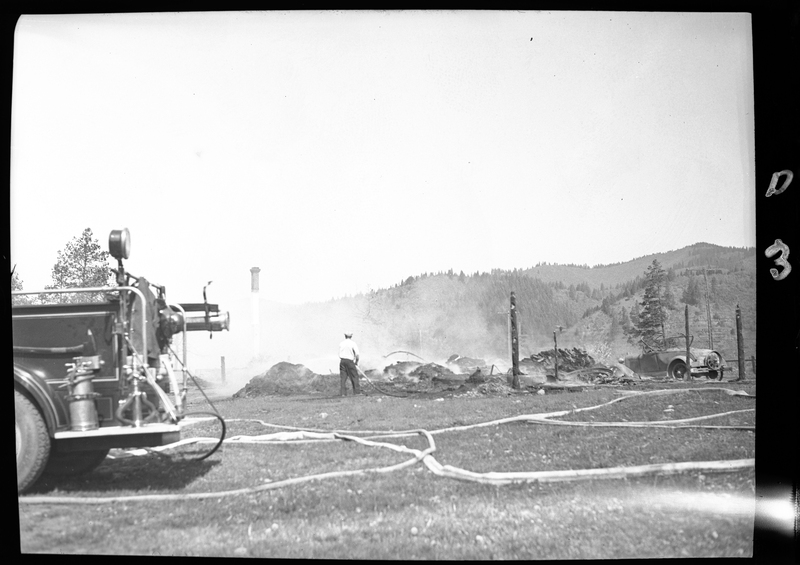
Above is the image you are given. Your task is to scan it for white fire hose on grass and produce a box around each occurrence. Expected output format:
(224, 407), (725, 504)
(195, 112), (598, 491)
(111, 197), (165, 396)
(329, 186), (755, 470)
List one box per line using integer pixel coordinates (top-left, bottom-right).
(19, 388), (755, 504)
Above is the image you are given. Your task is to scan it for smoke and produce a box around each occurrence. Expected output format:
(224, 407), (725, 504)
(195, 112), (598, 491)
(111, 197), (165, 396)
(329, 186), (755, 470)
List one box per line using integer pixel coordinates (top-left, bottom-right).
(178, 275), (517, 384)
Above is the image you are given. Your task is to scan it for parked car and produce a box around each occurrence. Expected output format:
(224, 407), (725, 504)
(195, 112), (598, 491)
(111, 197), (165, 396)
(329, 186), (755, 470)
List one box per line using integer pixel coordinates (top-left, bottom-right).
(620, 336), (727, 380)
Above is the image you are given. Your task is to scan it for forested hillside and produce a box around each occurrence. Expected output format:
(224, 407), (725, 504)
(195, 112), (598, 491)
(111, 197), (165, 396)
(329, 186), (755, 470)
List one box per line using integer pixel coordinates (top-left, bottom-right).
(343, 242), (756, 363)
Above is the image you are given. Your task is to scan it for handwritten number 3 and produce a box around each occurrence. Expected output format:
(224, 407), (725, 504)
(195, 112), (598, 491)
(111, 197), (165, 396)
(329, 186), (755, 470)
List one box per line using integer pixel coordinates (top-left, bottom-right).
(765, 239), (791, 281)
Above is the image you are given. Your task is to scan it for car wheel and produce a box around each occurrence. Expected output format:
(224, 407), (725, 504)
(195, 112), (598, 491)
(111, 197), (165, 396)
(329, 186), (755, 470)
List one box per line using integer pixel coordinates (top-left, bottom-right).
(668, 360), (688, 380)
(15, 390), (51, 493)
(44, 447), (110, 477)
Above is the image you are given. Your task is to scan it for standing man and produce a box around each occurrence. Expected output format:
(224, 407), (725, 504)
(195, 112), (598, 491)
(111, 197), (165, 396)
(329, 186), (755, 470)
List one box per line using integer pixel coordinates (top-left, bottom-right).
(339, 332), (361, 396)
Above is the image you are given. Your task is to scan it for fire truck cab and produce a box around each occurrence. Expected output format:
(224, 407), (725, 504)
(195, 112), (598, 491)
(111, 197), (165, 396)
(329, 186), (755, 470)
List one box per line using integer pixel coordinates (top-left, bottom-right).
(13, 229), (229, 492)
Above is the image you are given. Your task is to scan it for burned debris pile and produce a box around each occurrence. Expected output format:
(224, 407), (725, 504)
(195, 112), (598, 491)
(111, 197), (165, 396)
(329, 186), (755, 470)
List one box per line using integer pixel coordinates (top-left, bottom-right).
(556, 363), (639, 384)
(410, 363), (458, 381)
(233, 362), (334, 398)
(446, 354), (487, 374)
(519, 347), (640, 386)
(524, 347), (597, 373)
(231, 349), (639, 400)
(382, 361), (423, 382)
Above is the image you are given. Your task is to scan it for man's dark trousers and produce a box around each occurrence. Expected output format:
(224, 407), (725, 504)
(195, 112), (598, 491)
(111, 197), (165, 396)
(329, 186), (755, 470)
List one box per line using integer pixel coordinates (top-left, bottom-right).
(339, 358), (361, 396)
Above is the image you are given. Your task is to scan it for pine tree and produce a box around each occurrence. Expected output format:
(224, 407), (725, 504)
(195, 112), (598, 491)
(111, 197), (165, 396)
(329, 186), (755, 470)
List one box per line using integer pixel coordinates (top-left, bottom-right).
(43, 228), (112, 303)
(628, 259), (669, 347)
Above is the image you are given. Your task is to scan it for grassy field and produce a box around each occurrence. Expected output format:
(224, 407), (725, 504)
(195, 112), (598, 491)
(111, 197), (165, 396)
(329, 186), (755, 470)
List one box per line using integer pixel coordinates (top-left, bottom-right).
(18, 382), (756, 559)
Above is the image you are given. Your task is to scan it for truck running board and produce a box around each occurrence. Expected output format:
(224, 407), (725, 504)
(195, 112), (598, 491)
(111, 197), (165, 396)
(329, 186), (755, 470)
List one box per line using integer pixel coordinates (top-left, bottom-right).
(53, 423), (181, 452)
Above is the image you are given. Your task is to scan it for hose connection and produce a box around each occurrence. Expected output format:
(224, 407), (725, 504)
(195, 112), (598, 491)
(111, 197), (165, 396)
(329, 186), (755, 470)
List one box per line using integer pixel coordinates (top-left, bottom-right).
(116, 367), (160, 427)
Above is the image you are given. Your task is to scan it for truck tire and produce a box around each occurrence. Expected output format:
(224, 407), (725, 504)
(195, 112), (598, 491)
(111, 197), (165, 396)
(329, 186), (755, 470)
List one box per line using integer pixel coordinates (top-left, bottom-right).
(16, 390), (51, 493)
(44, 447), (110, 477)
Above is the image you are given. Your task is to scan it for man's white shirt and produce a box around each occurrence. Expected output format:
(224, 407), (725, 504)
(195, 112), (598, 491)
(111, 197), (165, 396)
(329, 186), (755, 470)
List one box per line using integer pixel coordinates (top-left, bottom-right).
(339, 338), (360, 362)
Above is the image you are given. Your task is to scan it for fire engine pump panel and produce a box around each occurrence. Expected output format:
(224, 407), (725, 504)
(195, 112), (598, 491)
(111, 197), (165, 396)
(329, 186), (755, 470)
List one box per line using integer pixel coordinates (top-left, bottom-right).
(13, 228), (229, 492)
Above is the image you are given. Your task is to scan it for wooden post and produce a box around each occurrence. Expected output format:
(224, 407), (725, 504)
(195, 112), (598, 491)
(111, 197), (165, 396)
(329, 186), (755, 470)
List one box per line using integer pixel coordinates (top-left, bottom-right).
(751, 355), (756, 375)
(221, 356), (227, 384)
(684, 305), (691, 381)
(506, 312), (512, 362)
(510, 292), (520, 390)
(553, 330), (559, 381)
(735, 305), (745, 381)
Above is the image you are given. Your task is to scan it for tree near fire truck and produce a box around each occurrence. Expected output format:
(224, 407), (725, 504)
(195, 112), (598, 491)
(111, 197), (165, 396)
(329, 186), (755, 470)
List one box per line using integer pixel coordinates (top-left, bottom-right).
(13, 228), (229, 492)
(41, 227), (112, 304)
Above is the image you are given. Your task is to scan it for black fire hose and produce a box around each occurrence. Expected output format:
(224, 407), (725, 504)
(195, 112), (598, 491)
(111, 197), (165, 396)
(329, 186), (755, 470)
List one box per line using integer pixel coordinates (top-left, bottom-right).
(356, 366), (411, 398)
(167, 344), (227, 461)
(178, 410), (227, 462)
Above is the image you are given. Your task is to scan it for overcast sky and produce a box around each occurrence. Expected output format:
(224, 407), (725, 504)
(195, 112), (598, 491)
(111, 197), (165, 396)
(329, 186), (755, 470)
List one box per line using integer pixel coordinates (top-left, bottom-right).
(10, 11), (755, 306)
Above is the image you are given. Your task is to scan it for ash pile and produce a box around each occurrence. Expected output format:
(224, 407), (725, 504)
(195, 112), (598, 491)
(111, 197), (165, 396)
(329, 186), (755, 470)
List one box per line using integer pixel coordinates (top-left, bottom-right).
(377, 361), (465, 392)
(233, 362), (340, 398)
(445, 354), (488, 374)
(369, 358), (520, 396)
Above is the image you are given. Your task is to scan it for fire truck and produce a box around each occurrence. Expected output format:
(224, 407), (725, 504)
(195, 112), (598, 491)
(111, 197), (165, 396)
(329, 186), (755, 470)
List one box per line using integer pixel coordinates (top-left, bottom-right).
(13, 229), (229, 492)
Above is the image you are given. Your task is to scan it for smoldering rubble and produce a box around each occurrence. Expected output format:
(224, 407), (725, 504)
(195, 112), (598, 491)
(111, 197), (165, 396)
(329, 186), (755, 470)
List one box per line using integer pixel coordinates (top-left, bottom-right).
(229, 348), (639, 399)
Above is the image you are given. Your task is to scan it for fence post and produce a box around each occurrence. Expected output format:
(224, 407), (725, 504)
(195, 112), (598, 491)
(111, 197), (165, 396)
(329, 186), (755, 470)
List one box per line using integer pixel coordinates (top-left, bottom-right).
(553, 330), (559, 381)
(735, 305), (745, 381)
(685, 305), (691, 381)
(221, 356), (227, 385)
(510, 292), (520, 390)
(751, 355), (756, 375)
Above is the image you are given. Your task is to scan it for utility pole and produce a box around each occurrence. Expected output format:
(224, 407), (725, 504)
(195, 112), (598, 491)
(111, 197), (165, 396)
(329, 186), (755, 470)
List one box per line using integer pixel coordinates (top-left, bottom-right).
(703, 267), (714, 349)
(510, 292), (520, 390)
(506, 311), (511, 361)
(735, 304), (746, 381)
(684, 305), (691, 381)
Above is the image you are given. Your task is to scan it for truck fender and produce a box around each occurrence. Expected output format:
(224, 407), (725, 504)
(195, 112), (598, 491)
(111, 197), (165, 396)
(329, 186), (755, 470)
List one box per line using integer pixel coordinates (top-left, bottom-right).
(14, 364), (61, 435)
